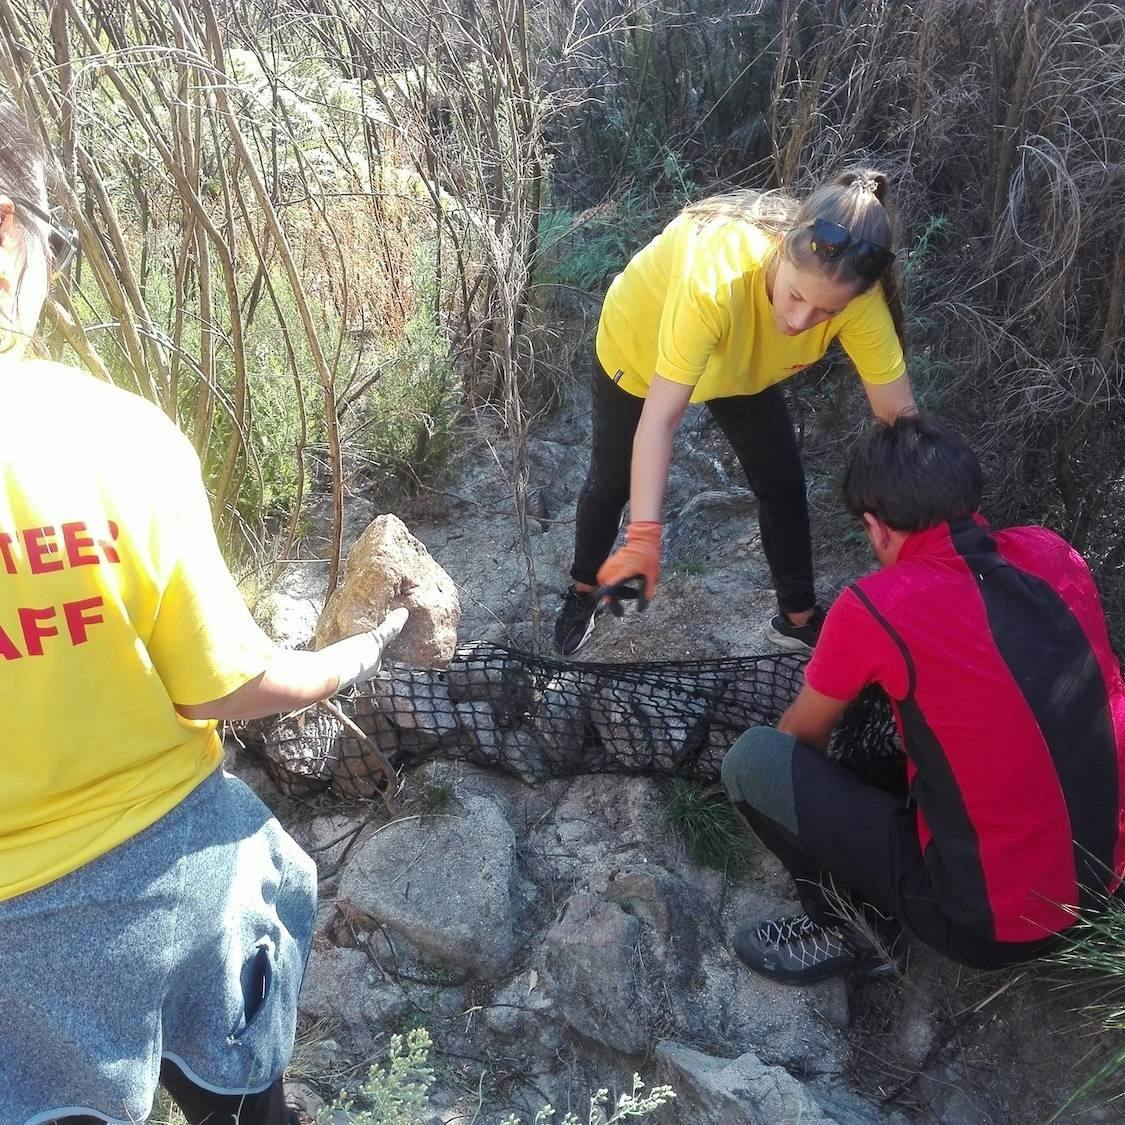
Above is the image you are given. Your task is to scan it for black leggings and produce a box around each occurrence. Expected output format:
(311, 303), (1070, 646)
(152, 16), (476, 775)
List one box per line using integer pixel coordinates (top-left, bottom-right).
(57, 1059), (293, 1125)
(571, 356), (815, 614)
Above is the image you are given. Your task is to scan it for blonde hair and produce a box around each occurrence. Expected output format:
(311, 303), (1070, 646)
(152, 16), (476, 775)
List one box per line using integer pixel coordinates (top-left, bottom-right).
(685, 167), (906, 352)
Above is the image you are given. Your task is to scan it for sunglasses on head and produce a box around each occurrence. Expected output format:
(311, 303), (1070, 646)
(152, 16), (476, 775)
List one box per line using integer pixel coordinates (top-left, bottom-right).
(805, 218), (894, 281)
(9, 195), (78, 275)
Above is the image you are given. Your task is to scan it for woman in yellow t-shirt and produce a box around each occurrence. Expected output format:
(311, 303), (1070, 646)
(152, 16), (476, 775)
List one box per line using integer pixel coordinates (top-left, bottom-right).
(554, 168), (916, 656)
(0, 101), (406, 1125)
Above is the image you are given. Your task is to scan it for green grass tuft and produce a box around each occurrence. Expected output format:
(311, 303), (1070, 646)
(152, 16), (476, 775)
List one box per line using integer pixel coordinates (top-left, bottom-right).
(661, 779), (756, 876)
(1045, 893), (1125, 1119)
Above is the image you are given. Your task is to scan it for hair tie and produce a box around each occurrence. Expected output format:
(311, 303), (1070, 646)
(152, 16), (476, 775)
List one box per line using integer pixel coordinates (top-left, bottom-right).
(856, 174), (881, 197)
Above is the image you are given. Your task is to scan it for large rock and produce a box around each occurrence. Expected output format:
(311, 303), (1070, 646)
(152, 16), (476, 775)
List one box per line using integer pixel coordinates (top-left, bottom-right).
(531, 671), (589, 769)
(657, 1041), (849, 1125)
(446, 641), (535, 719)
(591, 682), (709, 772)
(482, 969), (560, 1053)
(298, 944), (408, 1048)
(540, 892), (647, 1055)
(315, 514), (460, 667)
(336, 794), (518, 978)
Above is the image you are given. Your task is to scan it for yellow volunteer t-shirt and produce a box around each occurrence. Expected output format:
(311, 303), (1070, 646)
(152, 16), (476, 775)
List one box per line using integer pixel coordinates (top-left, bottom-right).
(595, 211), (906, 402)
(0, 361), (276, 900)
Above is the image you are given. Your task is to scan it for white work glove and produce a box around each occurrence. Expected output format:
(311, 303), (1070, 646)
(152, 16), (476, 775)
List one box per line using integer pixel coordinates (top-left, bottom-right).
(330, 607), (409, 691)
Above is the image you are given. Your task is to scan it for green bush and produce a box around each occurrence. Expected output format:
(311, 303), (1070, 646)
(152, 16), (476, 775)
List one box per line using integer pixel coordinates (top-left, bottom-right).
(1046, 895), (1125, 1119)
(662, 779), (756, 877)
(318, 1028), (675, 1124)
(317, 1027), (436, 1124)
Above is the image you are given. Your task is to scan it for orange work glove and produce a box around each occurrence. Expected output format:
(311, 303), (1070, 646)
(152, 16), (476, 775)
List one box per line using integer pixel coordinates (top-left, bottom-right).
(595, 521), (662, 602)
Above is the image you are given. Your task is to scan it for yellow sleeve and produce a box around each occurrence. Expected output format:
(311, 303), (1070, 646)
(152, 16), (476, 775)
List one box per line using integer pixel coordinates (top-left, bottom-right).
(146, 433), (276, 706)
(836, 284), (906, 385)
(654, 225), (730, 385)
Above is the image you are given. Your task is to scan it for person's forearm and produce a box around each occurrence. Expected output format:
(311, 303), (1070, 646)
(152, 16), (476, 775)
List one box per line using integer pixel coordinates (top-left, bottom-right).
(176, 648), (341, 721)
(864, 372), (917, 423)
(629, 412), (678, 522)
(176, 609), (408, 722)
(777, 704), (831, 751)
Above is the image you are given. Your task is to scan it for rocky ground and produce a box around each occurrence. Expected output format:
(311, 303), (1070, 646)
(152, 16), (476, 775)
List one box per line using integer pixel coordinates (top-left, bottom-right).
(233, 374), (1120, 1124)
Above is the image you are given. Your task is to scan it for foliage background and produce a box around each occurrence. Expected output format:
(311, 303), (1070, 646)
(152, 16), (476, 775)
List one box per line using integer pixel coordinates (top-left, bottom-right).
(1, 0), (1122, 634)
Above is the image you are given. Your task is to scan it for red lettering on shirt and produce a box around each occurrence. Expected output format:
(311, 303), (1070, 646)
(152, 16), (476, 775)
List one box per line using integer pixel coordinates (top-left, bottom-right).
(0, 519), (123, 573)
(0, 621), (21, 660)
(61, 522), (100, 567)
(19, 606), (59, 656)
(98, 521), (121, 565)
(23, 526), (64, 574)
(64, 597), (105, 645)
(0, 533), (15, 575)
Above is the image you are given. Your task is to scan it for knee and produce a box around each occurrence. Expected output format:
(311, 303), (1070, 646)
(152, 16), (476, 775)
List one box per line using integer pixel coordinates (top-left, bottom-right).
(720, 724), (783, 805)
(749, 464), (806, 507)
(720, 724), (801, 832)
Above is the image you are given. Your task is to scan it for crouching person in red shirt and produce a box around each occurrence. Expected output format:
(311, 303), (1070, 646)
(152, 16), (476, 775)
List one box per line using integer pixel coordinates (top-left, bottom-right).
(721, 414), (1125, 983)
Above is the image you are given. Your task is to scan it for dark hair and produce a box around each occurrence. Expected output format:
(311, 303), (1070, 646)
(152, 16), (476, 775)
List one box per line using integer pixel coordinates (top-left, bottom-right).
(685, 167), (907, 352)
(843, 414), (983, 532)
(0, 100), (52, 255)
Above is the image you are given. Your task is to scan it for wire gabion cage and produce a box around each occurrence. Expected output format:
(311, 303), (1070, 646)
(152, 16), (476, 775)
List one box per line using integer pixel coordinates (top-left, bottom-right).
(246, 643), (902, 799)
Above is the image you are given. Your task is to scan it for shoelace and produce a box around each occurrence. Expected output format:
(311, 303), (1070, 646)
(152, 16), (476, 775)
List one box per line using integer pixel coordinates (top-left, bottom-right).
(755, 912), (820, 947)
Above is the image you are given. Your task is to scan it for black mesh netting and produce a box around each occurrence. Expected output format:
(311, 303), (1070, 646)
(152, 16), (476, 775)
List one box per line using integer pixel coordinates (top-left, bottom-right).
(246, 642), (902, 799)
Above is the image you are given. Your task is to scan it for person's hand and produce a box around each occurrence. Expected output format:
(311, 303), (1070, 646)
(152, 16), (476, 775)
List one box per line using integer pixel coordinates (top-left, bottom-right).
(331, 608), (409, 691)
(596, 521), (662, 602)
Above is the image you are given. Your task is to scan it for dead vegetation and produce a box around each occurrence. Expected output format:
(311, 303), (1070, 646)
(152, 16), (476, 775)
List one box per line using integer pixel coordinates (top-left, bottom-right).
(3, 0), (1121, 633)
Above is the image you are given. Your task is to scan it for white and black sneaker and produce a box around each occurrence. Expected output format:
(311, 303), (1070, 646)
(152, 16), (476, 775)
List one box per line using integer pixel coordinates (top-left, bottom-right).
(765, 605), (826, 653)
(733, 912), (898, 984)
(553, 585), (604, 656)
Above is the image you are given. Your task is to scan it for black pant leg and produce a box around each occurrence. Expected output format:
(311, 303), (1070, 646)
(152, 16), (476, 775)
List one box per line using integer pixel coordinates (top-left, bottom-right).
(705, 387), (815, 615)
(570, 355), (647, 586)
(52, 1070), (293, 1125)
(722, 727), (1058, 969)
(158, 1058), (294, 1125)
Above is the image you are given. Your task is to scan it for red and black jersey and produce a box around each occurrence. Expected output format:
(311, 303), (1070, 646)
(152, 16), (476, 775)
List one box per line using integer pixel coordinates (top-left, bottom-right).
(806, 515), (1125, 943)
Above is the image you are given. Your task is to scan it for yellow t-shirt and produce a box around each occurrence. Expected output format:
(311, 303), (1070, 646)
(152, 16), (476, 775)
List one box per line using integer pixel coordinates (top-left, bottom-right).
(595, 211), (906, 402)
(1, 361), (276, 900)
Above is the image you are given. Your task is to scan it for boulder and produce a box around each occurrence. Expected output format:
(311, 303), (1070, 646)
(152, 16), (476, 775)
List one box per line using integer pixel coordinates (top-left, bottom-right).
(337, 795), (519, 978)
(445, 641), (535, 720)
(590, 682), (709, 772)
(482, 969), (558, 1049)
(255, 706), (339, 795)
(530, 671), (589, 768)
(298, 944), (408, 1048)
(499, 729), (551, 783)
(656, 1040), (854, 1125)
(315, 514), (460, 667)
(541, 892), (647, 1055)
(366, 667), (458, 735)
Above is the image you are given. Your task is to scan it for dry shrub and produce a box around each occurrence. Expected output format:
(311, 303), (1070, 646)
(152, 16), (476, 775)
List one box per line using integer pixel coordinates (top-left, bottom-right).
(730, 0), (1125, 640)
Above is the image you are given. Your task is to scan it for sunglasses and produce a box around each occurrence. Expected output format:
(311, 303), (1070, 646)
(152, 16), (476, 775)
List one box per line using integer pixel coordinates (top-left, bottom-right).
(805, 218), (894, 281)
(10, 195), (78, 274)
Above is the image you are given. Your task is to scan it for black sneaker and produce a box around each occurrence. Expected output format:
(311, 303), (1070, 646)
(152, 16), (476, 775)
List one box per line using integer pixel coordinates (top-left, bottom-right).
(554, 585), (604, 656)
(733, 912), (898, 984)
(766, 604), (826, 652)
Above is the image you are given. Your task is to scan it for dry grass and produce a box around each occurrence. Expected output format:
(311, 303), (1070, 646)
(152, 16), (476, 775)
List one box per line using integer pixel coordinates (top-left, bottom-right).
(760, 0), (1125, 640)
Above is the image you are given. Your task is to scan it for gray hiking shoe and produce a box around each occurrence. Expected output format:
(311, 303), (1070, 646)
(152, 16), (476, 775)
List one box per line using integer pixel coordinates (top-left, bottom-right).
(733, 912), (900, 984)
